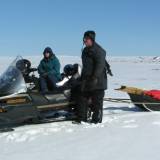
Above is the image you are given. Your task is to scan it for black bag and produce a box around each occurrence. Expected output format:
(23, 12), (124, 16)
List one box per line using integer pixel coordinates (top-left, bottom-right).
(105, 60), (113, 76)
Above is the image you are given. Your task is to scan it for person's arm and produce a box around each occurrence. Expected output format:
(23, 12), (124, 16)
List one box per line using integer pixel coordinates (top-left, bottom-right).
(81, 51), (93, 79)
(92, 48), (106, 78)
(49, 58), (61, 75)
(38, 61), (45, 75)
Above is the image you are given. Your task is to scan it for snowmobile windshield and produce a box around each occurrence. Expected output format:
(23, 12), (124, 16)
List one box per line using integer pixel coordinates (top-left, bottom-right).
(0, 56), (27, 97)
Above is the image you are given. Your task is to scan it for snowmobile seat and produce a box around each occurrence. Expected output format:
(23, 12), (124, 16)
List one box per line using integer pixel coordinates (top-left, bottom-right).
(45, 93), (65, 101)
(44, 89), (70, 102)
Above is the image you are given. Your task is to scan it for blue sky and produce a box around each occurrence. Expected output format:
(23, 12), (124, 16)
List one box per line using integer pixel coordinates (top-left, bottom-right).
(0, 0), (159, 56)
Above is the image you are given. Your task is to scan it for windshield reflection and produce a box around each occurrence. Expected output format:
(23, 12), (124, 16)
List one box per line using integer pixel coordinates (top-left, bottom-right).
(0, 56), (27, 96)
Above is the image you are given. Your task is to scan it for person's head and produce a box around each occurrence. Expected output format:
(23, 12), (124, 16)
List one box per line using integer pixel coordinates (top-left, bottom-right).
(83, 31), (96, 47)
(43, 47), (54, 59)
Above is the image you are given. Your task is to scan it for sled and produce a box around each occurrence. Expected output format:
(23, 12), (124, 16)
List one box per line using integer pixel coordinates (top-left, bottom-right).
(115, 86), (160, 111)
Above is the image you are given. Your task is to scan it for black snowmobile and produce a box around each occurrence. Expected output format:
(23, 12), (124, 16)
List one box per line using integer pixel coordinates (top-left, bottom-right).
(0, 56), (85, 132)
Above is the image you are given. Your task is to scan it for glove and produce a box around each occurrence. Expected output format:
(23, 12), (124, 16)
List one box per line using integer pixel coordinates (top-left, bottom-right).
(90, 76), (98, 86)
(41, 72), (48, 78)
(81, 77), (98, 92)
(107, 69), (113, 77)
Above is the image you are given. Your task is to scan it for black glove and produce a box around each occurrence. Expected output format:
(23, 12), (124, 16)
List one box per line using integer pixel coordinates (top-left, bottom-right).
(81, 76), (98, 92)
(107, 69), (113, 77)
(90, 76), (98, 86)
(41, 72), (48, 78)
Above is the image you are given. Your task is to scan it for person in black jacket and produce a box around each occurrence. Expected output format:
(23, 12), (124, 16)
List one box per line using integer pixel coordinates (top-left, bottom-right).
(74, 31), (113, 124)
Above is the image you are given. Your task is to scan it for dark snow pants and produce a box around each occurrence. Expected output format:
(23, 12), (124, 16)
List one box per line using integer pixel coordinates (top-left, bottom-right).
(75, 90), (105, 123)
(40, 74), (58, 93)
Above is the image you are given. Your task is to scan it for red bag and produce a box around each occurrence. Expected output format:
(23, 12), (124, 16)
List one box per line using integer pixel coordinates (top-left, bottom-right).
(144, 90), (160, 100)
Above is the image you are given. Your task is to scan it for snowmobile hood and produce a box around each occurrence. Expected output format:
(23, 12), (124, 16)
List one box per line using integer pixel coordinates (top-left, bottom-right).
(0, 56), (27, 97)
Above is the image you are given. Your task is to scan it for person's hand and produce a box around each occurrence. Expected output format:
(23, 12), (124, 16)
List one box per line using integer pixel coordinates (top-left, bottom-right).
(42, 72), (48, 78)
(81, 76), (98, 92)
(90, 76), (98, 86)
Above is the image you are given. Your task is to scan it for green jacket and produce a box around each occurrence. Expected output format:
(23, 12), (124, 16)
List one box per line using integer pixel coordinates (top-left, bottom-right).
(38, 55), (61, 80)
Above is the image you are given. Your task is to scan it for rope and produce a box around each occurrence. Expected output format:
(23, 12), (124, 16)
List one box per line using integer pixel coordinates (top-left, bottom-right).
(103, 97), (160, 105)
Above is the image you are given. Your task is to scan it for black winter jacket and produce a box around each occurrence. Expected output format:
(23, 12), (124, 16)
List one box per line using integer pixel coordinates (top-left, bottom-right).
(81, 42), (107, 91)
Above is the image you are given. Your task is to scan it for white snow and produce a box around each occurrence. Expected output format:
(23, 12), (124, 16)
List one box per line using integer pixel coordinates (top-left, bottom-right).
(0, 56), (160, 160)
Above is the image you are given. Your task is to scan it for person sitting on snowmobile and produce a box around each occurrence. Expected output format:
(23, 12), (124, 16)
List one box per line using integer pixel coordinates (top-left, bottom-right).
(73, 31), (113, 124)
(38, 47), (61, 93)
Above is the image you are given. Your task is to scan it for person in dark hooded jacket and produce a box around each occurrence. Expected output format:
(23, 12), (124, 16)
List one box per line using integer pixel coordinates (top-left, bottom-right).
(38, 47), (61, 93)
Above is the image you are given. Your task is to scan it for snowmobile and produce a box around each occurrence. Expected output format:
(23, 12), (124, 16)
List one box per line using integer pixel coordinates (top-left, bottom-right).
(0, 56), (85, 132)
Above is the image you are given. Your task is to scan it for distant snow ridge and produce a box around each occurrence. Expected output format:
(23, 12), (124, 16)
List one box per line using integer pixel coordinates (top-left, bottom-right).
(109, 56), (160, 63)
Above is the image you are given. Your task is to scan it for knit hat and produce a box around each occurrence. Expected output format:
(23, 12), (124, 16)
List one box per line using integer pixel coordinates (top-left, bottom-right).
(83, 30), (96, 41)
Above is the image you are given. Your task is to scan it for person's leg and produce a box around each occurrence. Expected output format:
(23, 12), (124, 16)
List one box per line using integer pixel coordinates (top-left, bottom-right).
(33, 77), (40, 91)
(72, 88), (89, 123)
(47, 74), (58, 90)
(40, 76), (48, 93)
(76, 94), (89, 122)
(91, 90), (105, 123)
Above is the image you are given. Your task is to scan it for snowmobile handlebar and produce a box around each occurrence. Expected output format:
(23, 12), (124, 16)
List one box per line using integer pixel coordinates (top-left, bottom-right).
(29, 68), (38, 73)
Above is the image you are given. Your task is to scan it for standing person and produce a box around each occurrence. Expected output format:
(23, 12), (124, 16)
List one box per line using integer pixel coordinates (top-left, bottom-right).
(74, 31), (113, 124)
(38, 47), (61, 93)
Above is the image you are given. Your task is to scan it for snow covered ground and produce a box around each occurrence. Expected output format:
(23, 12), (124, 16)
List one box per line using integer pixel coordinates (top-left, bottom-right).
(0, 56), (160, 160)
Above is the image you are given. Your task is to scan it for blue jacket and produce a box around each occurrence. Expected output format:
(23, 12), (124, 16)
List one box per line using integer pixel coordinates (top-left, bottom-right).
(38, 55), (61, 80)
